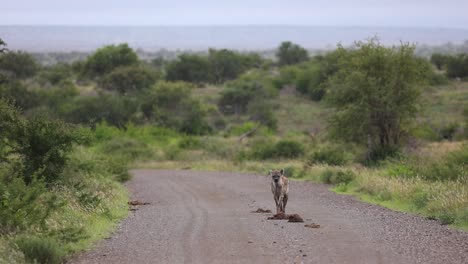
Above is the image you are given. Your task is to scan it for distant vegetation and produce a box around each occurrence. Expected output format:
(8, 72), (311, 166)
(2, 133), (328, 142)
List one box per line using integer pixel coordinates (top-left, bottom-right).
(1, 36), (468, 262)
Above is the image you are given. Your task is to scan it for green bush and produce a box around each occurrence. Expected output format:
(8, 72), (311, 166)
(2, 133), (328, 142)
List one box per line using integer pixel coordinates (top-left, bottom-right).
(308, 146), (349, 166)
(274, 140), (304, 158)
(219, 73), (277, 115)
(99, 65), (159, 94)
(141, 81), (212, 135)
(0, 51), (39, 79)
(166, 54), (211, 84)
(0, 173), (60, 233)
(249, 139), (304, 160)
(1, 101), (86, 184)
(60, 94), (139, 128)
(178, 137), (201, 149)
(82, 43), (138, 78)
(445, 53), (468, 79)
(320, 169), (355, 185)
(438, 122), (460, 141)
(15, 235), (64, 264)
(0, 81), (41, 110)
(37, 63), (72, 86)
(100, 137), (152, 161)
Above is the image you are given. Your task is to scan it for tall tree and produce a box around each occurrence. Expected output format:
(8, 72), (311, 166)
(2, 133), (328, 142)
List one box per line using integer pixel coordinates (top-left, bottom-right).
(327, 39), (429, 161)
(276, 41), (309, 66)
(83, 43), (138, 78)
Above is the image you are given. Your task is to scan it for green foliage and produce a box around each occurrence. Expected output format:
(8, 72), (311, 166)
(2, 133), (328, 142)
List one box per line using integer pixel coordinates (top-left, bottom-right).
(83, 43), (138, 78)
(247, 100), (277, 130)
(0, 38), (7, 53)
(307, 145), (350, 166)
(178, 137), (201, 149)
(166, 54), (211, 84)
(276, 41), (309, 66)
(37, 63), (72, 86)
(229, 122), (258, 136)
(1, 100), (86, 184)
(15, 235), (64, 264)
(141, 81), (212, 134)
(0, 51), (38, 79)
(327, 39), (428, 161)
(445, 53), (468, 79)
(273, 52), (342, 101)
(219, 72), (277, 115)
(464, 106), (468, 139)
(438, 122), (460, 140)
(320, 169), (355, 185)
(0, 81), (41, 110)
(99, 65), (159, 94)
(250, 139), (304, 160)
(386, 146), (467, 181)
(208, 49), (262, 84)
(430, 53), (449, 70)
(18, 117), (86, 184)
(61, 95), (138, 128)
(0, 173), (60, 234)
(100, 137), (152, 161)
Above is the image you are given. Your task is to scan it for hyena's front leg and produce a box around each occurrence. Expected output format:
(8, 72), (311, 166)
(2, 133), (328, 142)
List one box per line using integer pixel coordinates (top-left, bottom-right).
(281, 194), (288, 214)
(274, 195), (281, 214)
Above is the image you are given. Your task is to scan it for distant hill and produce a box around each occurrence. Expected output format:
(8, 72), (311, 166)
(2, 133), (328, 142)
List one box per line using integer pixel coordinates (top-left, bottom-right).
(1, 25), (468, 52)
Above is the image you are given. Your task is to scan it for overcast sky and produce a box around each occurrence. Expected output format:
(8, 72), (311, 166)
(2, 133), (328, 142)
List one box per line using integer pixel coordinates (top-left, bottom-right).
(2, 0), (468, 28)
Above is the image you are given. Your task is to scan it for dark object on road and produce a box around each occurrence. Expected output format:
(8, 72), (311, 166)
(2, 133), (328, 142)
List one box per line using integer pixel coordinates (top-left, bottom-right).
(267, 212), (304, 222)
(305, 223), (321, 228)
(251, 208), (272, 213)
(128, 200), (150, 206)
(267, 212), (287, 220)
(287, 214), (304, 223)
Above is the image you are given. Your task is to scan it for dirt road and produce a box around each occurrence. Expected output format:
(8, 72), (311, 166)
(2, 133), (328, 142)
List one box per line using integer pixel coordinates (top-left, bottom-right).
(72, 170), (468, 264)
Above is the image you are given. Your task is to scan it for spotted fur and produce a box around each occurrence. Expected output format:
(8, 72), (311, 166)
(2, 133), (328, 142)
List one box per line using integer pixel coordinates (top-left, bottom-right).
(269, 169), (289, 214)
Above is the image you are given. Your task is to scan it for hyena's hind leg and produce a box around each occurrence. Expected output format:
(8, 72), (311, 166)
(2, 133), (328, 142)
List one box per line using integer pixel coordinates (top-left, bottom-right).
(281, 194), (288, 214)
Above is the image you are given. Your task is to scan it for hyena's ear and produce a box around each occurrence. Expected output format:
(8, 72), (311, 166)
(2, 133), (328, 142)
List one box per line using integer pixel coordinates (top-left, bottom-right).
(280, 169), (284, 175)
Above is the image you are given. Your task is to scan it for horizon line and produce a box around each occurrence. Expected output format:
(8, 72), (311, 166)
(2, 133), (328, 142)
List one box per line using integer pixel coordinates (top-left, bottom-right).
(2, 24), (468, 30)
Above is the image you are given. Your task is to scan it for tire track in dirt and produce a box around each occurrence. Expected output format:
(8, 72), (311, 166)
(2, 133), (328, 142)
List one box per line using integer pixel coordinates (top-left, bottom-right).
(71, 170), (468, 264)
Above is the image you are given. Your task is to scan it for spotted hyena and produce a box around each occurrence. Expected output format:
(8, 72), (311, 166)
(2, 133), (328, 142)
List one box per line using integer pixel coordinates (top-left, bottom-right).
(270, 169), (289, 214)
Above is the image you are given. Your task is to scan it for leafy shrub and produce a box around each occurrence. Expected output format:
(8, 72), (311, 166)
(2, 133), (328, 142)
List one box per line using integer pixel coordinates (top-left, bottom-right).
(178, 137), (201, 149)
(276, 41), (309, 66)
(141, 81), (212, 135)
(307, 145), (349, 166)
(100, 137), (152, 161)
(0, 81), (41, 110)
(219, 72), (277, 115)
(438, 122), (460, 141)
(320, 169), (355, 185)
(250, 139), (304, 160)
(19, 117), (86, 184)
(15, 235), (63, 264)
(37, 63), (72, 86)
(247, 100), (278, 130)
(166, 54), (211, 84)
(82, 43), (138, 78)
(99, 65), (159, 94)
(0, 51), (38, 79)
(274, 140), (304, 158)
(445, 53), (468, 79)
(1, 101), (86, 184)
(0, 173), (60, 233)
(229, 122), (258, 136)
(60, 95), (139, 128)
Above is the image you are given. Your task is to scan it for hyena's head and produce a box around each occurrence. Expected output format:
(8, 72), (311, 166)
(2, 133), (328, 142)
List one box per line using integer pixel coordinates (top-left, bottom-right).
(269, 169), (284, 185)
